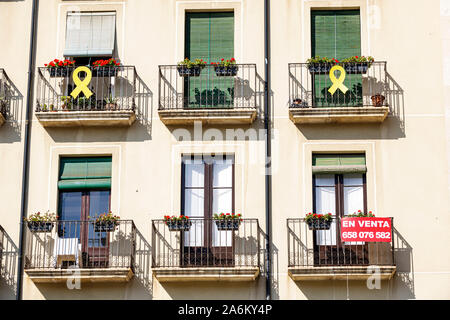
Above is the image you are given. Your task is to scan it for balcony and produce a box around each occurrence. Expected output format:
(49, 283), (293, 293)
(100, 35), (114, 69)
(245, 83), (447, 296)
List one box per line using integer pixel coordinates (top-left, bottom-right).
(1, 225), (18, 293)
(0, 69), (10, 126)
(151, 218), (261, 282)
(287, 218), (396, 281)
(288, 62), (389, 124)
(35, 66), (137, 127)
(24, 220), (137, 283)
(158, 64), (258, 125)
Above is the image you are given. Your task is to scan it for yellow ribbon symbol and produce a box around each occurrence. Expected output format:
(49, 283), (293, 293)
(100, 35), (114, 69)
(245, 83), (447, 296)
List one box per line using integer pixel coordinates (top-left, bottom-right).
(328, 65), (348, 95)
(70, 66), (93, 99)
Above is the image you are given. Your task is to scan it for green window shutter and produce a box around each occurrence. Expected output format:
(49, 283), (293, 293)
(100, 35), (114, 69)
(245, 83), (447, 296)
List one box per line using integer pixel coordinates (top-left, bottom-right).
(311, 10), (362, 107)
(312, 154), (366, 173)
(58, 157), (112, 190)
(185, 12), (234, 108)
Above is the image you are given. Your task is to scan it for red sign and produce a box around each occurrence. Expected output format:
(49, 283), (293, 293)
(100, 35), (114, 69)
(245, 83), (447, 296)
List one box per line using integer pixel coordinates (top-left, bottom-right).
(340, 217), (392, 242)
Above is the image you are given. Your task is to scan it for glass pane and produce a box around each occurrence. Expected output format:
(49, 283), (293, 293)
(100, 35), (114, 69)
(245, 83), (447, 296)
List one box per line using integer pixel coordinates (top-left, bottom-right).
(88, 191), (110, 248)
(213, 161), (232, 188)
(59, 192), (82, 239)
(184, 189), (204, 218)
(184, 162), (204, 188)
(314, 186), (336, 246)
(343, 186), (364, 215)
(343, 173), (363, 186)
(212, 189), (232, 247)
(315, 174), (335, 187)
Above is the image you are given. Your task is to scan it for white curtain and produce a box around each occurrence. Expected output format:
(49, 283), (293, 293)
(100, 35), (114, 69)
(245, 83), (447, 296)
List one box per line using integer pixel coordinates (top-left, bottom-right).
(212, 160), (233, 247)
(315, 175), (336, 246)
(184, 160), (204, 247)
(343, 174), (364, 245)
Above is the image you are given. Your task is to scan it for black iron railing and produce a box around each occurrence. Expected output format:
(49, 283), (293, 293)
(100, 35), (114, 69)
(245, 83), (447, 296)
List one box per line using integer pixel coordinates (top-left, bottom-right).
(288, 61), (388, 108)
(158, 64), (258, 110)
(0, 225), (18, 287)
(152, 218), (260, 269)
(36, 66), (137, 112)
(0, 69), (10, 119)
(287, 218), (395, 267)
(24, 220), (136, 270)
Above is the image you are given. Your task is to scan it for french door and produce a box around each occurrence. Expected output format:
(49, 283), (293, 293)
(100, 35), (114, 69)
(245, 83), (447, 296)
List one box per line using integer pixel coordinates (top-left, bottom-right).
(58, 190), (111, 267)
(181, 155), (235, 267)
(313, 173), (368, 265)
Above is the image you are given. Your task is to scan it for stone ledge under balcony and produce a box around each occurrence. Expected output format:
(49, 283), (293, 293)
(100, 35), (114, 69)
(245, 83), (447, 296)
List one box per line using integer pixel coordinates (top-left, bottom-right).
(289, 106), (389, 124)
(288, 265), (396, 281)
(158, 108), (257, 125)
(35, 110), (136, 127)
(153, 267), (260, 282)
(25, 267), (134, 283)
(0, 113), (5, 127)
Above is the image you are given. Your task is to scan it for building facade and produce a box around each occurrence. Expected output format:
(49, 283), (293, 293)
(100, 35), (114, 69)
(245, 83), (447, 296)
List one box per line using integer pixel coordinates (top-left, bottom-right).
(0, 0), (449, 300)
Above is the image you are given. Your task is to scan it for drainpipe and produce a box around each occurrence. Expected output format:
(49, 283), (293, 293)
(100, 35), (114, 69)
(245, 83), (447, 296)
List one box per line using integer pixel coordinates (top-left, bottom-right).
(16, 0), (39, 300)
(263, 0), (272, 301)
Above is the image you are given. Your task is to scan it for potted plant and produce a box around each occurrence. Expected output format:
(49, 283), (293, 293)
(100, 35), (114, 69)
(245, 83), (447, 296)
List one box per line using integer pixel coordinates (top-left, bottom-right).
(164, 215), (192, 231)
(290, 98), (308, 108)
(345, 210), (375, 218)
(91, 212), (120, 232)
(25, 211), (57, 233)
(177, 58), (206, 77)
(104, 95), (118, 110)
(92, 58), (120, 77)
(211, 58), (238, 77)
(213, 213), (242, 231)
(371, 94), (385, 107)
(306, 56), (337, 74)
(341, 56), (374, 74)
(61, 95), (73, 111)
(305, 212), (333, 230)
(45, 59), (75, 77)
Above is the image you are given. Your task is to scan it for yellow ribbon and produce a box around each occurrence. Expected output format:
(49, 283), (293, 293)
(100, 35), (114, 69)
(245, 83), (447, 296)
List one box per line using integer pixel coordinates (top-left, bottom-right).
(70, 66), (93, 99)
(328, 65), (348, 95)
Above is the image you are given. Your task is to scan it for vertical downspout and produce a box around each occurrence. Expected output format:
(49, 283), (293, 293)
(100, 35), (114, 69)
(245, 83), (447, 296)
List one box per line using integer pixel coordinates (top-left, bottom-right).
(264, 0), (272, 301)
(16, 0), (39, 300)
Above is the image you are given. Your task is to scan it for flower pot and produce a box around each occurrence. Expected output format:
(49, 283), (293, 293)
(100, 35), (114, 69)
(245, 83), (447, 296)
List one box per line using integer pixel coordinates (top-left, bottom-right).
(371, 94), (385, 107)
(177, 66), (202, 77)
(307, 63), (334, 74)
(27, 221), (54, 233)
(307, 219), (331, 230)
(214, 65), (238, 77)
(93, 67), (119, 77)
(166, 220), (192, 231)
(343, 63), (370, 74)
(105, 103), (118, 110)
(48, 67), (73, 78)
(291, 98), (308, 108)
(214, 219), (241, 231)
(94, 221), (118, 232)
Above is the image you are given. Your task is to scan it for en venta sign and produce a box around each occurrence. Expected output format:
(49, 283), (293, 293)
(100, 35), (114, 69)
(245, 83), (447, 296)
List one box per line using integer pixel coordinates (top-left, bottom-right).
(340, 217), (392, 242)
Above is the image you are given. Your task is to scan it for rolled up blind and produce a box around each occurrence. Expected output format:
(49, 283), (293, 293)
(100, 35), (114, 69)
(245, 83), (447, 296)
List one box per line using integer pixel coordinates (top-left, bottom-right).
(312, 154), (366, 173)
(58, 157), (112, 190)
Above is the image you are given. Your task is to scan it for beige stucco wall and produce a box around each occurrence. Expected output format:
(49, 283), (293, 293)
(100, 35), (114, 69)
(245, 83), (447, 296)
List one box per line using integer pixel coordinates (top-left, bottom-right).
(0, 0), (449, 300)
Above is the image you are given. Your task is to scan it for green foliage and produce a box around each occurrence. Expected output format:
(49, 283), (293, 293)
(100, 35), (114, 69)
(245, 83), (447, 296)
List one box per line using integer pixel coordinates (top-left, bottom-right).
(25, 211), (58, 222)
(177, 58), (207, 69)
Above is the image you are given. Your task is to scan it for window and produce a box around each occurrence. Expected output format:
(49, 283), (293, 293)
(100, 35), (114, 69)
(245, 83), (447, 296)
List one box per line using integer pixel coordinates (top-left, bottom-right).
(57, 157), (112, 267)
(312, 154), (368, 265)
(184, 12), (235, 108)
(311, 9), (362, 107)
(181, 155), (235, 266)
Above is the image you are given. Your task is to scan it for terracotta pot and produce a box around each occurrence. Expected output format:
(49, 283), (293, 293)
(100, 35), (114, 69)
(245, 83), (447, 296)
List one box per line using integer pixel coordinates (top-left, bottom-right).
(371, 94), (385, 107)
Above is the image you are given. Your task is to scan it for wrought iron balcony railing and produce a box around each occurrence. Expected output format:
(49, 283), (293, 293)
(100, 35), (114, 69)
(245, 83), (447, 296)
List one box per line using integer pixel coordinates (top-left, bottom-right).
(289, 61), (388, 109)
(0, 69), (11, 119)
(287, 218), (395, 267)
(0, 225), (18, 287)
(24, 220), (136, 270)
(36, 66), (136, 112)
(152, 218), (260, 269)
(158, 64), (258, 110)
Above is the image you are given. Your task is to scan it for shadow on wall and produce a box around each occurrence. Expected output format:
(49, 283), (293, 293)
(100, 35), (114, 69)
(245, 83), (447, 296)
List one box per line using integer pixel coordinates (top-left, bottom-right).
(0, 70), (24, 143)
(293, 227), (415, 300)
(0, 225), (18, 300)
(258, 225), (280, 300)
(294, 70), (405, 141)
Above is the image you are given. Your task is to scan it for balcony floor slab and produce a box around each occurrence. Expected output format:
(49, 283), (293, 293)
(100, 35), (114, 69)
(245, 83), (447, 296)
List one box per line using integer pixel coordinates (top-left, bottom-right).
(153, 267), (260, 282)
(158, 108), (257, 125)
(288, 265), (396, 281)
(35, 110), (136, 127)
(289, 106), (389, 124)
(25, 267), (134, 283)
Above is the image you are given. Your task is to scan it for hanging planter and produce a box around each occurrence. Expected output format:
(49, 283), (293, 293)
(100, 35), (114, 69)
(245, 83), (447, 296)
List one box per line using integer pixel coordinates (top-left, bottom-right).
(164, 215), (192, 231)
(91, 212), (120, 233)
(211, 58), (238, 77)
(305, 213), (332, 230)
(341, 56), (374, 74)
(45, 59), (75, 78)
(25, 211), (57, 233)
(92, 58), (120, 77)
(177, 58), (206, 77)
(213, 213), (242, 231)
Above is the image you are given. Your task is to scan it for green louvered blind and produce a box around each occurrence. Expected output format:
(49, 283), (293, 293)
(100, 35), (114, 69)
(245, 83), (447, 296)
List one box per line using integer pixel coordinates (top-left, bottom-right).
(58, 157), (112, 190)
(312, 154), (366, 173)
(185, 12), (234, 108)
(311, 10), (362, 107)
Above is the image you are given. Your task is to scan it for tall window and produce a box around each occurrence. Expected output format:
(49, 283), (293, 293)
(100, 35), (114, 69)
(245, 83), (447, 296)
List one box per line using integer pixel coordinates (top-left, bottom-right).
(311, 9), (362, 107)
(181, 155), (235, 266)
(184, 12), (235, 108)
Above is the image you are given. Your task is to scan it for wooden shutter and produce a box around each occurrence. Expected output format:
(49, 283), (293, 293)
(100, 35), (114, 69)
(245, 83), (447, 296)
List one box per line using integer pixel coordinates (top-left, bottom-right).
(185, 12), (234, 108)
(58, 157), (112, 190)
(311, 10), (362, 107)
